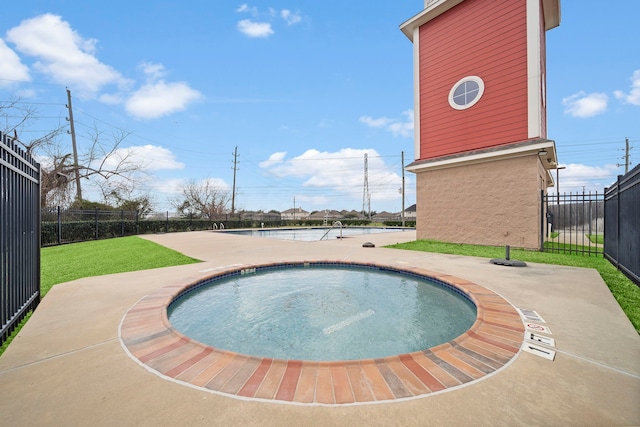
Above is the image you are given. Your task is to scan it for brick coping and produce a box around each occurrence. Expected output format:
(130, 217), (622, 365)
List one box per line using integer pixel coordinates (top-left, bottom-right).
(119, 261), (524, 405)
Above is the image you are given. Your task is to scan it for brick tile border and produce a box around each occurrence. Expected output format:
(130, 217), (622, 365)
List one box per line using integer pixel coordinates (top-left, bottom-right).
(119, 261), (524, 405)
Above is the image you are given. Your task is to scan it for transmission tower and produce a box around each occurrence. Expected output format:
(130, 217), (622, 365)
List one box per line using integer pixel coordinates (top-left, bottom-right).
(231, 146), (239, 215)
(362, 153), (371, 220)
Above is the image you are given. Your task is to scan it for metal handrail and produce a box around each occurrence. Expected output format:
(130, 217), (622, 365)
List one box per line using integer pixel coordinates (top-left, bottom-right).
(320, 220), (343, 240)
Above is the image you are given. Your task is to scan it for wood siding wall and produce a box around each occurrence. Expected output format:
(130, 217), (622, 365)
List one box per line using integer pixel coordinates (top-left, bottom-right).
(418, 0), (529, 160)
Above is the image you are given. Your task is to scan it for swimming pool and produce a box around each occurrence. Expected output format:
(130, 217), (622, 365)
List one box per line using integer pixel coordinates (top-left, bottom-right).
(168, 263), (476, 361)
(120, 260), (525, 405)
(219, 227), (412, 241)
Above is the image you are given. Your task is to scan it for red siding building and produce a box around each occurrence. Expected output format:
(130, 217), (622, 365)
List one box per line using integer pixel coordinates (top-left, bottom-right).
(401, 0), (560, 248)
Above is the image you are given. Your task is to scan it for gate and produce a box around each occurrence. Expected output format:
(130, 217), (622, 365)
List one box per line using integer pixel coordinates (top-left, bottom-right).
(1, 131), (41, 346)
(542, 191), (604, 256)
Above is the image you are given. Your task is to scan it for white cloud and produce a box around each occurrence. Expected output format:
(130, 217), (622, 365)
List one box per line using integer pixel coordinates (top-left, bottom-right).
(259, 151), (287, 168)
(281, 10), (302, 25)
(360, 109), (414, 137)
(236, 5), (302, 38)
(124, 145), (183, 171)
(562, 91), (608, 118)
(5, 13), (129, 96)
(614, 69), (640, 106)
(139, 62), (167, 81)
(0, 39), (30, 85)
(125, 79), (202, 120)
(237, 19), (274, 38)
(236, 4), (258, 16)
(100, 145), (185, 172)
(551, 163), (619, 194)
(260, 148), (403, 201)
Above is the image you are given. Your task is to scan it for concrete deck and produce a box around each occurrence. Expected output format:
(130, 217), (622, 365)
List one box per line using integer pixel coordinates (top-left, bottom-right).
(1, 230), (639, 426)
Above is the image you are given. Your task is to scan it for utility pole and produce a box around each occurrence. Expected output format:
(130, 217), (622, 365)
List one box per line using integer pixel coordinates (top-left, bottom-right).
(401, 151), (406, 227)
(66, 88), (82, 201)
(231, 146), (239, 215)
(624, 137), (631, 174)
(618, 137), (633, 174)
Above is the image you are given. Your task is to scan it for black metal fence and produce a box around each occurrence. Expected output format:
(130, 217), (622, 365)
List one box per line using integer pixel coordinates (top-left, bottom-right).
(40, 209), (236, 247)
(542, 191), (604, 256)
(1, 131), (41, 346)
(604, 165), (640, 286)
(40, 209), (405, 247)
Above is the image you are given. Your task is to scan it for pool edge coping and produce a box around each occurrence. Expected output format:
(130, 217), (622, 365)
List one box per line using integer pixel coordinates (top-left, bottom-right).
(119, 260), (525, 406)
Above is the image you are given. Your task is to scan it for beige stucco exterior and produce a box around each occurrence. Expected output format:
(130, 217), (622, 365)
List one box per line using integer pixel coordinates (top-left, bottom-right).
(414, 153), (551, 249)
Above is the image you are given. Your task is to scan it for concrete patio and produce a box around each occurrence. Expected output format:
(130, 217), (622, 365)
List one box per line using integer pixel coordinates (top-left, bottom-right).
(1, 230), (638, 426)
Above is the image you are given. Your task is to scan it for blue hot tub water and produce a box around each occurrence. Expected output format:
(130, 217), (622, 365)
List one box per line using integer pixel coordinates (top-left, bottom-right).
(168, 264), (477, 361)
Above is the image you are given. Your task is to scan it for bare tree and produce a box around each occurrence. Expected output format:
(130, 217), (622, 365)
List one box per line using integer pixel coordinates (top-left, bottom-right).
(2, 99), (149, 208)
(173, 179), (230, 222)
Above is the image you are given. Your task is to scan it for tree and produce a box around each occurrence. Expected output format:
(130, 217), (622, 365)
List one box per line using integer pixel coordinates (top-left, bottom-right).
(2, 98), (149, 209)
(172, 179), (230, 222)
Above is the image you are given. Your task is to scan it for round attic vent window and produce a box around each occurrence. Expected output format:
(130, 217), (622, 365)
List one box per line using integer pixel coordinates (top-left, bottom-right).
(449, 76), (485, 110)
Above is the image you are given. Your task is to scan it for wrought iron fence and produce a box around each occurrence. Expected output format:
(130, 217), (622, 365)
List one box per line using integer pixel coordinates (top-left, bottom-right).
(604, 165), (640, 286)
(542, 191), (604, 256)
(1, 131), (41, 346)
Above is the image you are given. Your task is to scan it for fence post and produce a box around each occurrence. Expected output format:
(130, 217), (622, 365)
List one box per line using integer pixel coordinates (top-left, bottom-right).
(121, 210), (124, 237)
(95, 208), (99, 240)
(166, 211), (169, 233)
(539, 190), (544, 252)
(57, 206), (62, 245)
(616, 175), (621, 269)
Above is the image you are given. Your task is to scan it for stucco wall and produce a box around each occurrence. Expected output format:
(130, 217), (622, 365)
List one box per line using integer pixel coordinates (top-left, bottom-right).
(415, 154), (548, 249)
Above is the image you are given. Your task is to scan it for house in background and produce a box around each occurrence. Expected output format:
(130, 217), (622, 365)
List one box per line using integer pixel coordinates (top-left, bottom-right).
(308, 210), (343, 222)
(372, 211), (400, 222)
(400, 0), (560, 249)
(404, 204), (417, 220)
(280, 207), (309, 221)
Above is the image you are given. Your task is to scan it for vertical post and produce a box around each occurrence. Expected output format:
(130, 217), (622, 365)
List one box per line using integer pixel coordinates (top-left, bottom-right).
(94, 208), (99, 240)
(57, 206), (62, 245)
(616, 175), (621, 268)
(66, 88), (82, 201)
(166, 211), (169, 233)
(539, 190), (545, 251)
(401, 151), (406, 227)
(624, 137), (630, 174)
(120, 210), (125, 237)
(231, 146), (238, 215)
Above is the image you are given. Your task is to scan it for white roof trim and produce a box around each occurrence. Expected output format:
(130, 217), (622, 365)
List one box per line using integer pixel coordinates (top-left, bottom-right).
(406, 140), (557, 173)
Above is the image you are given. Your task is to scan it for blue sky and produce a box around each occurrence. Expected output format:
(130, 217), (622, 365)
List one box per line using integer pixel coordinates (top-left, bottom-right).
(1, 1), (638, 213)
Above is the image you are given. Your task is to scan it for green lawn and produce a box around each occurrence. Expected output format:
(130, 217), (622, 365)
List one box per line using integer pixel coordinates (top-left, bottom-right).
(387, 240), (640, 333)
(588, 234), (605, 244)
(1, 236), (201, 356)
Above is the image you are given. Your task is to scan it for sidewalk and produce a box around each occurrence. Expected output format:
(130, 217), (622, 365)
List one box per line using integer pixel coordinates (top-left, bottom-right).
(1, 230), (638, 426)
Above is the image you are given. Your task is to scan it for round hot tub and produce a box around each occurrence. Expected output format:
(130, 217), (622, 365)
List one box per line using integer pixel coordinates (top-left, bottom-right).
(168, 263), (476, 361)
(120, 261), (524, 405)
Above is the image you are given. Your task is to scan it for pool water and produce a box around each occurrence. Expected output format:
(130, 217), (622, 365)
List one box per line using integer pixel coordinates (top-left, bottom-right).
(219, 227), (410, 241)
(168, 265), (476, 361)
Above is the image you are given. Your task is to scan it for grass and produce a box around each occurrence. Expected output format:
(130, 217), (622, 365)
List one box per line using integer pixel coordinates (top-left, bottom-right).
(1, 236), (201, 357)
(387, 240), (640, 333)
(588, 234), (605, 244)
(40, 236), (201, 297)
